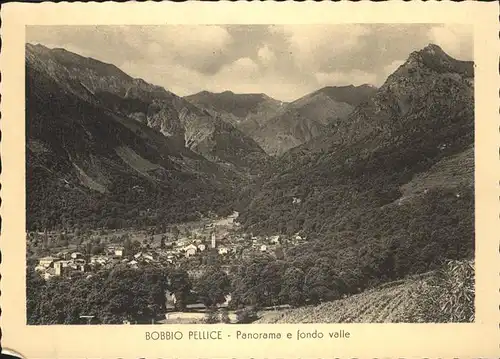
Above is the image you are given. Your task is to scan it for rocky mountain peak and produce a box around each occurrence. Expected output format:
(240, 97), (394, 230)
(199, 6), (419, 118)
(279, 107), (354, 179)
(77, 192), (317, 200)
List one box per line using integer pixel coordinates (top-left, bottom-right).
(404, 43), (473, 77)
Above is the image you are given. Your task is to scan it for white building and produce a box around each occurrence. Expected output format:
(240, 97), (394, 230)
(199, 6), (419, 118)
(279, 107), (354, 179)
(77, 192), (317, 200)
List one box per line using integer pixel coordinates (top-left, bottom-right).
(198, 244), (206, 252)
(269, 235), (280, 244)
(211, 232), (216, 248)
(143, 253), (155, 261)
(260, 245), (267, 252)
(218, 247), (229, 255)
(114, 248), (124, 257)
(71, 252), (84, 259)
(184, 244), (197, 257)
(54, 261), (63, 276)
(38, 256), (55, 267)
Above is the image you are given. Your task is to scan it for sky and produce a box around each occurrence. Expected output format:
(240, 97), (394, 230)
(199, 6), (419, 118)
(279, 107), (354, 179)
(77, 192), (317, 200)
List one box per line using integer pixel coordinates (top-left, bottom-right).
(26, 24), (473, 102)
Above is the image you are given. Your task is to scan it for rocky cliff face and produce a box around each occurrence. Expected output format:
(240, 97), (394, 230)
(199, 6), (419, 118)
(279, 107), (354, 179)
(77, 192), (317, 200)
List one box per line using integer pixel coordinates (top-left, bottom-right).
(184, 90), (287, 138)
(251, 85), (377, 156)
(293, 44), (473, 154)
(26, 44), (268, 174)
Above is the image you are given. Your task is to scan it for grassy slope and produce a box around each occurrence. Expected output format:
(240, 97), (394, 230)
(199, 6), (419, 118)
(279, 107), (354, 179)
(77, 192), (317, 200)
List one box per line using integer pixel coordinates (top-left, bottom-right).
(256, 259), (474, 324)
(256, 279), (421, 323)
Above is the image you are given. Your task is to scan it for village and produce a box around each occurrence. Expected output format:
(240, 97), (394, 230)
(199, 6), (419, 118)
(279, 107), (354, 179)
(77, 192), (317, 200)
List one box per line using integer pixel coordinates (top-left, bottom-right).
(28, 211), (307, 300)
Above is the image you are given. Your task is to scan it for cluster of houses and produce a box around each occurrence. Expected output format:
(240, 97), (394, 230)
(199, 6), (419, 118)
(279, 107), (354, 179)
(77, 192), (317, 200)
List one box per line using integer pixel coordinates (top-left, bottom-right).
(179, 231), (307, 262)
(34, 245), (159, 280)
(35, 251), (89, 280)
(247, 233), (305, 252)
(181, 232), (230, 258)
(33, 232), (232, 280)
(32, 215), (307, 281)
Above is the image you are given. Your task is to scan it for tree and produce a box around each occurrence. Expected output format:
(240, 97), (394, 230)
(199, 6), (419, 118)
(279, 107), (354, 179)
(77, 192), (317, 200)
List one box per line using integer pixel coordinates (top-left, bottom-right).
(195, 268), (231, 308)
(90, 243), (105, 255)
(123, 238), (141, 257)
(26, 266), (45, 324)
(171, 226), (180, 240)
(169, 269), (192, 311)
(279, 266), (305, 307)
(303, 265), (334, 304)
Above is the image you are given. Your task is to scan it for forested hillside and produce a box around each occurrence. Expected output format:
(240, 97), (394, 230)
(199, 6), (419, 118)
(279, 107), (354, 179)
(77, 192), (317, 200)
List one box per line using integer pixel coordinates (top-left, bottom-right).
(235, 44), (474, 303)
(26, 46), (238, 231)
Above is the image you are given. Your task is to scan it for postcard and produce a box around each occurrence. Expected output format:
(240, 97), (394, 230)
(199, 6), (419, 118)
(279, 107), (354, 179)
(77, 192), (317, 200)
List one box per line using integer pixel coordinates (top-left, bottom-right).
(1, 1), (499, 358)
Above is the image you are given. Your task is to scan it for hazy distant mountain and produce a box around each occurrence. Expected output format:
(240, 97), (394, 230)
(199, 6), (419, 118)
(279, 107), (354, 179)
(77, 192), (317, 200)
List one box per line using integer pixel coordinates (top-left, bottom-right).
(26, 44), (244, 231)
(251, 85), (377, 155)
(184, 90), (287, 137)
(239, 44), (474, 279)
(26, 44), (268, 176)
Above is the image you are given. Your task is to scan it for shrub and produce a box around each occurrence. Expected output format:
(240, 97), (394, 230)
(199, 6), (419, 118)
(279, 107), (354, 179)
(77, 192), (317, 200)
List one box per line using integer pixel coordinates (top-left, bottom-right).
(219, 308), (231, 324)
(406, 259), (474, 322)
(204, 309), (219, 324)
(236, 307), (259, 323)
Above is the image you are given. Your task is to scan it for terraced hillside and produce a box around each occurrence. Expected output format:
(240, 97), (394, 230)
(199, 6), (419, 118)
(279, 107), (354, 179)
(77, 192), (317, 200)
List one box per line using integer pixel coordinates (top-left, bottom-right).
(256, 260), (474, 324)
(257, 279), (421, 323)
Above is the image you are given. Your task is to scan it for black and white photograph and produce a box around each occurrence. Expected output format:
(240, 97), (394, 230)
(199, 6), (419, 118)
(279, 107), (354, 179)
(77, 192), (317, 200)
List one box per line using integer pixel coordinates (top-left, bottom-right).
(25, 24), (475, 325)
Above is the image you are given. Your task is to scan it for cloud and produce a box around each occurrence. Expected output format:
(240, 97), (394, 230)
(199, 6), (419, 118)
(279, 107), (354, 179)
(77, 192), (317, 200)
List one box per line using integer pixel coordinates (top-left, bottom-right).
(379, 60), (405, 84)
(315, 70), (378, 88)
(26, 24), (473, 102)
(428, 24), (473, 60)
(219, 57), (259, 78)
(277, 25), (370, 71)
(257, 45), (277, 67)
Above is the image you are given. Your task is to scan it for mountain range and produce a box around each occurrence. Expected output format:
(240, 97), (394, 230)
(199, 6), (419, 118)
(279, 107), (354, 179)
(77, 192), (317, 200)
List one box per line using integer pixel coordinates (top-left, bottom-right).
(26, 43), (251, 230)
(249, 84), (377, 155)
(184, 90), (286, 134)
(238, 43), (474, 279)
(27, 44), (268, 176)
(186, 85), (377, 156)
(26, 42), (475, 278)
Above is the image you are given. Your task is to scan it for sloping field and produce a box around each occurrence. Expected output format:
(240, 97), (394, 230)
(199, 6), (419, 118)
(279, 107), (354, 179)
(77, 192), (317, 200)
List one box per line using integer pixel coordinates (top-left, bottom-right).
(401, 146), (474, 196)
(256, 260), (474, 324)
(255, 276), (430, 324)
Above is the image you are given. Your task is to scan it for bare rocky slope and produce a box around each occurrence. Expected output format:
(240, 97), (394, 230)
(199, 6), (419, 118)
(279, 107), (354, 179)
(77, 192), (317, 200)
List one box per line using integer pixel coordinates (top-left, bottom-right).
(251, 85), (377, 155)
(184, 90), (286, 136)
